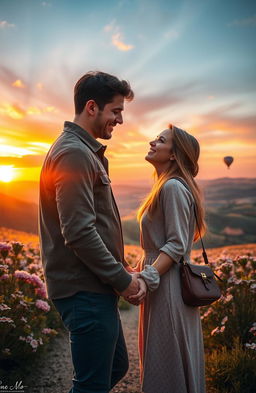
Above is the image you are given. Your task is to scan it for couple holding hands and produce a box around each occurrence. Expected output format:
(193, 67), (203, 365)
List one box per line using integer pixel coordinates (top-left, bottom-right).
(39, 71), (206, 393)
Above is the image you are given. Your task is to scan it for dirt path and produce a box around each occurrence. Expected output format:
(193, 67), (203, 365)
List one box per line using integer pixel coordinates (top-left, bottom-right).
(25, 306), (141, 393)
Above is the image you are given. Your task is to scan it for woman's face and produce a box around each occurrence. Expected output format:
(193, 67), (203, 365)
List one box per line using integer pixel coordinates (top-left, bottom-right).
(145, 129), (174, 167)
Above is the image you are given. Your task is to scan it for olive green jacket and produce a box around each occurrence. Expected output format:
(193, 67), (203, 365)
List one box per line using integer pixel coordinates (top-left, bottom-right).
(39, 121), (132, 299)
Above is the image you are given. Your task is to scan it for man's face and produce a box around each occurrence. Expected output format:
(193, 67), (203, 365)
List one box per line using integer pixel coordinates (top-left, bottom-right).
(93, 94), (124, 139)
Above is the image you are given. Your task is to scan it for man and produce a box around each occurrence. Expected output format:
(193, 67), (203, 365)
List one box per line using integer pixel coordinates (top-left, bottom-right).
(39, 71), (144, 393)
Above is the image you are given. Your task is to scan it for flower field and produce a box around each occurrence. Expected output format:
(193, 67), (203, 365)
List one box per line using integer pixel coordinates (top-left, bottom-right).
(0, 227), (256, 391)
(0, 229), (59, 372)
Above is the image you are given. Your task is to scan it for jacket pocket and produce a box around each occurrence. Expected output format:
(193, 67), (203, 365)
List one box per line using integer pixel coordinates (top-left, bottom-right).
(94, 172), (112, 212)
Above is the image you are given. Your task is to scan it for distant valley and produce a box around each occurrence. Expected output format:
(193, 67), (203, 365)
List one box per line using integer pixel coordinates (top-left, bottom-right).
(0, 177), (255, 249)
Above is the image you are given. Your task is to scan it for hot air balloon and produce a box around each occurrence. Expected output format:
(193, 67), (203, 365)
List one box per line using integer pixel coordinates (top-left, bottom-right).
(224, 156), (234, 169)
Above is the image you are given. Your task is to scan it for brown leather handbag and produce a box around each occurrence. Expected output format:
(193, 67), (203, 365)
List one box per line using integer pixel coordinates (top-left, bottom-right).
(173, 177), (222, 307)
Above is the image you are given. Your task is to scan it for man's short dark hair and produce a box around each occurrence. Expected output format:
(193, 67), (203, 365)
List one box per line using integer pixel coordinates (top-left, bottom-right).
(74, 71), (134, 114)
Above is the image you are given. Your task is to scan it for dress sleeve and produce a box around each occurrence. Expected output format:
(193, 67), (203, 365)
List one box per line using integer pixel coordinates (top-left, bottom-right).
(159, 179), (193, 263)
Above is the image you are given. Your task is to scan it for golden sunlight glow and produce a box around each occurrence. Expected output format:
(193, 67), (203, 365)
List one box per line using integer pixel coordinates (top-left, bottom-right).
(29, 142), (51, 153)
(14, 166), (41, 182)
(0, 103), (58, 120)
(0, 144), (36, 157)
(12, 79), (25, 88)
(36, 82), (43, 90)
(27, 106), (42, 115)
(0, 104), (25, 119)
(0, 165), (15, 182)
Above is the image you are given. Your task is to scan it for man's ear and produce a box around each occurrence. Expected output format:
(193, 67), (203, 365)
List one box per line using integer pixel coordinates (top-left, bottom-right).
(85, 100), (98, 116)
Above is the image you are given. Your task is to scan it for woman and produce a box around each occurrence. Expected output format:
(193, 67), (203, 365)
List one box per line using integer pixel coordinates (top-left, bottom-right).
(129, 124), (206, 393)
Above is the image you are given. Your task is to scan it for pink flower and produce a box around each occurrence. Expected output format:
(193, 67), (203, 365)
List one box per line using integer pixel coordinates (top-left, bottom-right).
(0, 274), (9, 280)
(223, 294), (233, 303)
(21, 316), (27, 323)
(42, 328), (57, 335)
(211, 327), (219, 336)
(42, 328), (52, 334)
(35, 286), (47, 298)
(221, 316), (228, 325)
(211, 325), (226, 335)
(28, 263), (39, 271)
(0, 264), (8, 271)
(11, 291), (23, 299)
(0, 304), (11, 311)
(11, 241), (23, 256)
(0, 317), (14, 323)
(35, 299), (50, 312)
(30, 339), (38, 349)
(200, 307), (213, 320)
(249, 323), (256, 336)
(0, 243), (11, 259)
(14, 270), (47, 298)
(14, 270), (31, 281)
(245, 343), (256, 350)
(19, 300), (28, 308)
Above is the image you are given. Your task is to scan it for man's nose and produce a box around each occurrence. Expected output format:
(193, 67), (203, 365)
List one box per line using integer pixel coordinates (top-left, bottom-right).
(116, 113), (123, 124)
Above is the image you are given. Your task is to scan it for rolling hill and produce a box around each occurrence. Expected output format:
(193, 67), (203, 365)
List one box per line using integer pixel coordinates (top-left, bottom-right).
(0, 177), (255, 247)
(0, 193), (38, 234)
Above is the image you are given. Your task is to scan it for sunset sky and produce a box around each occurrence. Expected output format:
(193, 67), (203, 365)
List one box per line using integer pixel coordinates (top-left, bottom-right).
(0, 0), (255, 186)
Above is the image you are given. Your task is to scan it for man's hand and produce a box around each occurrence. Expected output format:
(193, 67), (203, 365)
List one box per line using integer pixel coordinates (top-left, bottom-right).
(126, 278), (147, 306)
(120, 273), (140, 298)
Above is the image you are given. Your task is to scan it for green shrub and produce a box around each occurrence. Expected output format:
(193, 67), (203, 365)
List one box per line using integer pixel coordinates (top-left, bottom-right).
(200, 254), (256, 351)
(205, 338), (256, 393)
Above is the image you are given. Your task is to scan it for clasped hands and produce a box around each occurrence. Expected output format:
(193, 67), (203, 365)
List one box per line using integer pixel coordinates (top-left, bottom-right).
(121, 273), (147, 306)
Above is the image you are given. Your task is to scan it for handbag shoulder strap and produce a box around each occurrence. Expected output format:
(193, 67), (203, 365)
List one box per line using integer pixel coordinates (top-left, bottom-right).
(171, 177), (209, 265)
(171, 177), (222, 281)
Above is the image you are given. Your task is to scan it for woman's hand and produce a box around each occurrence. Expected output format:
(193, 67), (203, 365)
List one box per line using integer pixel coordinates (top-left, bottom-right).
(126, 278), (147, 306)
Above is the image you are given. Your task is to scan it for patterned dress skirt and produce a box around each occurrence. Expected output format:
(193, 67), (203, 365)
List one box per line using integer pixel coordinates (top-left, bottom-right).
(139, 250), (206, 393)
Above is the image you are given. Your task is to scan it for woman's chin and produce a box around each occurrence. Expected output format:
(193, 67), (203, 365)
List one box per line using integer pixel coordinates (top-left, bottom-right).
(145, 155), (155, 164)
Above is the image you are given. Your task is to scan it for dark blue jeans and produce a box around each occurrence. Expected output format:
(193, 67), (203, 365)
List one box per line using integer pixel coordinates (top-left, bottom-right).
(52, 291), (129, 393)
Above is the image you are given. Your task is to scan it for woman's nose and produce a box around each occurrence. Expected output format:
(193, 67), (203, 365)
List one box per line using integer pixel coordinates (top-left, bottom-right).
(150, 140), (156, 146)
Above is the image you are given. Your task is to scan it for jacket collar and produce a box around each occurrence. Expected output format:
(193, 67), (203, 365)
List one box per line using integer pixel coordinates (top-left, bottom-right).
(63, 121), (107, 155)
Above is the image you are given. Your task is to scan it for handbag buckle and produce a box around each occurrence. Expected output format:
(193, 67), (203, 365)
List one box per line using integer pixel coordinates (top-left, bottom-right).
(201, 272), (207, 278)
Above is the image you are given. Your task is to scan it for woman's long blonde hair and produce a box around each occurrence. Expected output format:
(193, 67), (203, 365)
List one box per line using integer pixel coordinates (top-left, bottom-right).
(137, 124), (206, 242)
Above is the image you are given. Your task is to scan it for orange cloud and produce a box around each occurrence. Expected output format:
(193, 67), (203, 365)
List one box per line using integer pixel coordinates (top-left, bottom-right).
(0, 103), (58, 119)
(0, 104), (25, 119)
(27, 106), (42, 115)
(112, 33), (134, 51)
(12, 79), (26, 88)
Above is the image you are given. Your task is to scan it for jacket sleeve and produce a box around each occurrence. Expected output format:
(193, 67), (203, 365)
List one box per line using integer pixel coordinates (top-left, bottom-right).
(159, 179), (193, 263)
(53, 147), (132, 292)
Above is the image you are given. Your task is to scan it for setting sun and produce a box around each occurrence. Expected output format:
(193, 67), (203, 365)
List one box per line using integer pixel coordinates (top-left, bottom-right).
(0, 165), (15, 182)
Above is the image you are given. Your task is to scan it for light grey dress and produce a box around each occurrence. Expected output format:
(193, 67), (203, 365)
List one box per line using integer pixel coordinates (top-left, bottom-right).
(139, 178), (206, 393)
